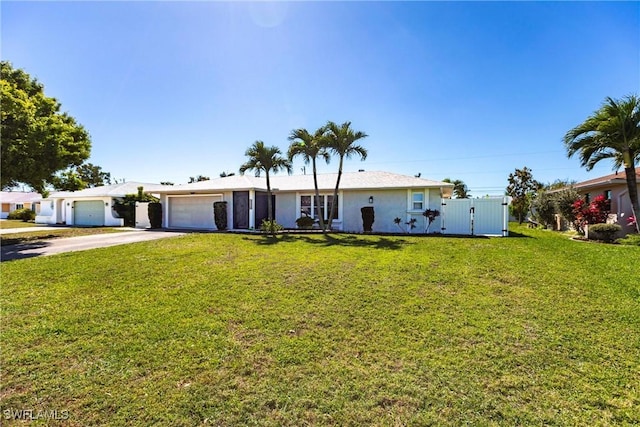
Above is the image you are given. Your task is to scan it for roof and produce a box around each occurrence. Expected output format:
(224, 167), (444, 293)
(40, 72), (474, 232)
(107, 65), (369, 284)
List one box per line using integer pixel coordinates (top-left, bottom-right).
(157, 171), (454, 194)
(47, 182), (172, 199)
(0, 191), (42, 203)
(573, 171), (640, 191)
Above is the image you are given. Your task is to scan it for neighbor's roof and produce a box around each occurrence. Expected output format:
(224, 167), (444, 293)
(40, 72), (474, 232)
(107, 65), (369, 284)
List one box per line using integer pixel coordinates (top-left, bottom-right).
(46, 182), (172, 199)
(157, 171), (454, 194)
(573, 171), (640, 191)
(0, 191), (42, 203)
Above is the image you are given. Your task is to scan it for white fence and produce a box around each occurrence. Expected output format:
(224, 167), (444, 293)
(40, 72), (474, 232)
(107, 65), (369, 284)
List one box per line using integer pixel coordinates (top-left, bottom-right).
(440, 197), (510, 237)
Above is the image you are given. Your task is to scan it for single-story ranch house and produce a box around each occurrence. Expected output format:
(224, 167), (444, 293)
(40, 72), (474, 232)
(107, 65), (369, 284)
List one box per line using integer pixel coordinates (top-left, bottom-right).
(155, 171), (510, 236)
(34, 171), (511, 236)
(571, 170), (640, 236)
(0, 191), (42, 218)
(36, 182), (169, 227)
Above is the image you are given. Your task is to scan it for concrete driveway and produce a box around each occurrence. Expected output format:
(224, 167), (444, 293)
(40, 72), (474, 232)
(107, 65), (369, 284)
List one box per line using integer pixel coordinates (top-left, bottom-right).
(1, 230), (185, 262)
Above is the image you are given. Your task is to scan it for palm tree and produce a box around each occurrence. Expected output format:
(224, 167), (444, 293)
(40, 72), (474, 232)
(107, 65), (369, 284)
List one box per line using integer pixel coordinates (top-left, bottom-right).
(324, 121), (368, 230)
(288, 126), (331, 231)
(564, 94), (640, 233)
(239, 141), (292, 233)
(442, 178), (470, 199)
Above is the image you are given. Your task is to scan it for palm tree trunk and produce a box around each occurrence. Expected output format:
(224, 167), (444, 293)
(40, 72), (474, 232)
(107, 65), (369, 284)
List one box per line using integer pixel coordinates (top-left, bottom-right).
(265, 172), (275, 236)
(623, 166), (640, 233)
(327, 156), (344, 230)
(312, 158), (326, 232)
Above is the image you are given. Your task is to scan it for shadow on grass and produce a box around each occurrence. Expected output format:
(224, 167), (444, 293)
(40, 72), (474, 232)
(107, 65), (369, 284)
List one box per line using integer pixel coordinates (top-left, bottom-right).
(508, 230), (533, 238)
(1, 241), (51, 262)
(244, 233), (410, 250)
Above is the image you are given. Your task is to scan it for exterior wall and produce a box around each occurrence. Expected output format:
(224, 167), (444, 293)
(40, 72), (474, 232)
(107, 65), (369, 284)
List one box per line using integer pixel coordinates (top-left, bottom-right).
(342, 189), (408, 233)
(577, 183), (639, 235)
(37, 197), (123, 226)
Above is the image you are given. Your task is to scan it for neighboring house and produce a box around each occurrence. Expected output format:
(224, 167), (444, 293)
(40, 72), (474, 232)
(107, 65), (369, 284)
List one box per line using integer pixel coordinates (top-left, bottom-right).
(35, 182), (169, 226)
(571, 170), (640, 235)
(155, 170), (510, 236)
(0, 191), (42, 219)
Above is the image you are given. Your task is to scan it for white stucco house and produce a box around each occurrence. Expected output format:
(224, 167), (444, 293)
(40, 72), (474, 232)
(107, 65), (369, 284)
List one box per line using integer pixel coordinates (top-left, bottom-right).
(35, 182), (170, 226)
(155, 171), (511, 236)
(0, 191), (42, 219)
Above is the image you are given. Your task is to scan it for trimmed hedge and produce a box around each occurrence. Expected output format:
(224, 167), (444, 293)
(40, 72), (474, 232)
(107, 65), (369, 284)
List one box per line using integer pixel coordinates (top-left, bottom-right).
(213, 201), (228, 230)
(587, 223), (622, 243)
(148, 203), (162, 229)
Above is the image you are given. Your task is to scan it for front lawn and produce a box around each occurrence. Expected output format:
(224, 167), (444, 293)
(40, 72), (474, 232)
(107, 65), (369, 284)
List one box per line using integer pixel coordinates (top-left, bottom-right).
(0, 219), (38, 229)
(0, 227), (127, 246)
(1, 224), (638, 425)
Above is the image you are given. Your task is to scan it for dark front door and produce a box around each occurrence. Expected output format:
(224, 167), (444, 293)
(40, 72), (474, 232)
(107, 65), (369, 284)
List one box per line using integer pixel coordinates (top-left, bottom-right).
(255, 192), (276, 228)
(233, 191), (249, 229)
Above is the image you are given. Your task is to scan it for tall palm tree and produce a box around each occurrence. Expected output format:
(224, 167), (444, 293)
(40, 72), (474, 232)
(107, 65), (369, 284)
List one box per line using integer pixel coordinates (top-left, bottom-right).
(564, 94), (640, 233)
(239, 141), (292, 233)
(288, 126), (331, 231)
(442, 178), (470, 199)
(324, 121), (368, 230)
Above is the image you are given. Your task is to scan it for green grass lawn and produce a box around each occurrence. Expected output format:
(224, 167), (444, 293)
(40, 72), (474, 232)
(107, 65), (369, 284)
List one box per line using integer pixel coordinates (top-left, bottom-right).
(0, 219), (38, 229)
(2, 224), (638, 426)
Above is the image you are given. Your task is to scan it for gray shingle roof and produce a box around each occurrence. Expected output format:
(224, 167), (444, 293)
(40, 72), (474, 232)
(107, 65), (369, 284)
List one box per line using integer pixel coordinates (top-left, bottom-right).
(158, 171), (453, 194)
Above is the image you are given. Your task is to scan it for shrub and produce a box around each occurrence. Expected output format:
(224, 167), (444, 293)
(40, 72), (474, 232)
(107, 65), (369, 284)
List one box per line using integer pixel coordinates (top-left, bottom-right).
(572, 194), (611, 234)
(531, 191), (556, 228)
(423, 208), (440, 232)
(148, 203), (162, 229)
(260, 219), (283, 234)
(295, 216), (315, 229)
(361, 207), (375, 232)
(7, 208), (35, 221)
(587, 223), (621, 243)
(213, 201), (228, 230)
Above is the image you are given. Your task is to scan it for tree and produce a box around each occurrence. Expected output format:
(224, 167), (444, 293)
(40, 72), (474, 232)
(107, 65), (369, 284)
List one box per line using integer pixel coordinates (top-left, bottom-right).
(239, 141), (292, 234)
(506, 167), (542, 224)
(442, 178), (470, 198)
(288, 126), (331, 231)
(219, 171), (236, 178)
(188, 175), (210, 183)
(564, 94), (640, 233)
(324, 121), (368, 230)
(1, 61), (91, 194)
(50, 162), (111, 191)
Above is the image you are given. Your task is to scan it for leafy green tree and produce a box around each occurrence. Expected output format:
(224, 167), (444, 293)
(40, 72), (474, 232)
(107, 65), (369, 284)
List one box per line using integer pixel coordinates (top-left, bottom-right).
(442, 178), (470, 198)
(288, 126), (331, 231)
(239, 141), (292, 234)
(564, 94), (640, 233)
(50, 162), (111, 191)
(506, 167), (542, 224)
(1, 61), (91, 194)
(324, 121), (368, 230)
(530, 190), (556, 228)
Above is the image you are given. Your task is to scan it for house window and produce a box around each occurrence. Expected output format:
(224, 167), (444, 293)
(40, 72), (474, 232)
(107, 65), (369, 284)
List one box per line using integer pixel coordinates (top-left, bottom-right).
(299, 194), (339, 220)
(604, 190), (612, 200)
(16, 204), (24, 210)
(584, 193), (590, 204)
(412, 192), (423, 210)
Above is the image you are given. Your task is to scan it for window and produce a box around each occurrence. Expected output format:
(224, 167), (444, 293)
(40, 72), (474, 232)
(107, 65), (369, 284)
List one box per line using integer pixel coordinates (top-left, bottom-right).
(299, 194), (338, 220)
(585, 193), (591, 203)
(16, 204), (24, 210)
(412, 192), (423, 210)
(604, 190), (612, 200)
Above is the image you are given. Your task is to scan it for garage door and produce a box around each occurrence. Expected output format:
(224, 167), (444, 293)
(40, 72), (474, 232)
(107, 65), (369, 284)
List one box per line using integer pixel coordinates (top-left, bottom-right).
(168, 196), (221, 229)
(74, 200), (105, 226)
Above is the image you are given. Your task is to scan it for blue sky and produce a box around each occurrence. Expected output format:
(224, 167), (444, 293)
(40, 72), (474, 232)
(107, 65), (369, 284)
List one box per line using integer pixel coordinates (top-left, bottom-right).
(2, 1), (639, 195)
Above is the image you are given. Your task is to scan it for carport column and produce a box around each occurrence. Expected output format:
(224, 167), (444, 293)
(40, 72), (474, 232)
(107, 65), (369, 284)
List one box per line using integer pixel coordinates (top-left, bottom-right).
(248, 190), (255, 229)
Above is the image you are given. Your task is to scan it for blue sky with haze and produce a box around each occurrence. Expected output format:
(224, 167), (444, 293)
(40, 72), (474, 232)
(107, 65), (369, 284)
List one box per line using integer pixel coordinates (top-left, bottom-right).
(2, 1), (638, 195)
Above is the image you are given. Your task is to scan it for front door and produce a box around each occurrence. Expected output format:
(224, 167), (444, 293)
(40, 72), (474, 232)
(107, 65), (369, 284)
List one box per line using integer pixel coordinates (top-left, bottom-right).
(233, 191), (249, 229)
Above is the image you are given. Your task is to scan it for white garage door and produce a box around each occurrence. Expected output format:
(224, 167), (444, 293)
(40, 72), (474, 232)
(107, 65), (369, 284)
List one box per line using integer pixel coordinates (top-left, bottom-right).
(74, 200), (105, 226)
(168, 196), (221, 229)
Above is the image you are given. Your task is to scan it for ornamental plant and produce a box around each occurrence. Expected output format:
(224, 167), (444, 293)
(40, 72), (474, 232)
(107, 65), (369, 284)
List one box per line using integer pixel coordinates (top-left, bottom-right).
(423, 209), (440, 233)
(572, 194), (611, 234)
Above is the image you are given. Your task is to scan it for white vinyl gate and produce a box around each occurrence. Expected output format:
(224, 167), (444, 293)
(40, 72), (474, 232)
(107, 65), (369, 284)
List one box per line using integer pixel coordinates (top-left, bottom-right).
(441, 197), (510, 236)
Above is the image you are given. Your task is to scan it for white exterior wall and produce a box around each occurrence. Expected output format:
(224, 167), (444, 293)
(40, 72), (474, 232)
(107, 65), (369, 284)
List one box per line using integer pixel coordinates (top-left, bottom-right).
(36, 197), (123, 226)
(343, 189), (408, 233)
(275, 192), (297, 228)
(67, 197), (123, 226)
